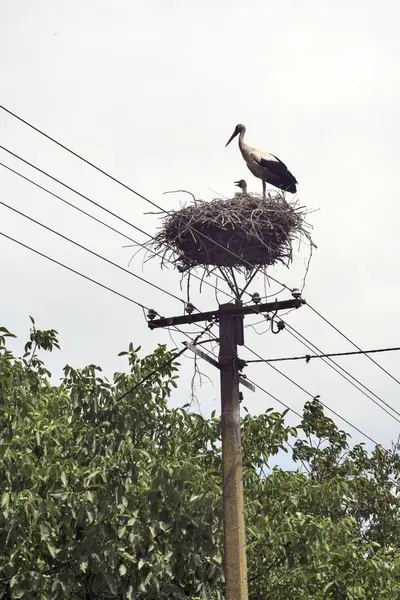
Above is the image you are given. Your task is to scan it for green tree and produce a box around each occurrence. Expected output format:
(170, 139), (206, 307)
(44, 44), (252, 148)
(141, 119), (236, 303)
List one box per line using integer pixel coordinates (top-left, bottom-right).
(0, 320), (400, 599)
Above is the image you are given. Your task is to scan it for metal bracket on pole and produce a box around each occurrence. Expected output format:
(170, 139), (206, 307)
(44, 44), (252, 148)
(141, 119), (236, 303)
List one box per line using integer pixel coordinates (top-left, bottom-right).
(183, 342), (255, 392)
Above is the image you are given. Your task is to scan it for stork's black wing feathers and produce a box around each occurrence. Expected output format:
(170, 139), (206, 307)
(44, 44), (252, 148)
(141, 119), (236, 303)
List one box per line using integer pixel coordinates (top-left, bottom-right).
(260, 154), (286, 174)
(260, 154), (298, 185)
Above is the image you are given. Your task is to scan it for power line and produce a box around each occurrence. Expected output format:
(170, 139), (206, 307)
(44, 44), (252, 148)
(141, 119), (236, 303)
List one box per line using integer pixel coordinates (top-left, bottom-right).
(0, 229), (213, 407)
(188, 326), (385, 449)
(243, 343), (382, 445)
(246, 345), (400, 363)
(0, 106), (162, 209)
(0, 148), (233, 301)
(0, 162), (158, 256)
(242, 298), (400, 423)
(8, 142), (375, 401)
(0, 199), (186, 308)
(0, 146), (159, 238)
(307, 303), (400, 387)
(282, 322), (400, 421)
(244, 311), (400, 423)
(0, 231), (151, 313)
(0, 161), (203, 302)
(241, 271), (400, 400)
(184, 332), (387, 479)
(191, 320), (385, 446)
(242, 375), (302, 419)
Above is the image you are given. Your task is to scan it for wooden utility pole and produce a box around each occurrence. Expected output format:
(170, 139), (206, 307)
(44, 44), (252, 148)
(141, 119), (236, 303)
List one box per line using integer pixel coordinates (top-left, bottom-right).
(219, 303), (248, 600)
(148, 294), (304, 599)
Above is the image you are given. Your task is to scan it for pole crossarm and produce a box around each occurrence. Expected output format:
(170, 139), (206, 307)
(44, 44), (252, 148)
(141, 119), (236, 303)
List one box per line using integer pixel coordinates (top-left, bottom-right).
(148, 297), (305, 329)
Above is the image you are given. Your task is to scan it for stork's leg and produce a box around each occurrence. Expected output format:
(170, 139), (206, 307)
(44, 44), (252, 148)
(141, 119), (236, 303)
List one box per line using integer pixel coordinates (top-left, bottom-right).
(262, 180), (266, 199)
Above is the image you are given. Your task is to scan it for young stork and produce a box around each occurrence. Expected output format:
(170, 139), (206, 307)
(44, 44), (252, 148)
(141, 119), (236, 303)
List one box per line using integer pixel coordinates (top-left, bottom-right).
(225, 124), (297, 198)
(234, 179), (248, 197)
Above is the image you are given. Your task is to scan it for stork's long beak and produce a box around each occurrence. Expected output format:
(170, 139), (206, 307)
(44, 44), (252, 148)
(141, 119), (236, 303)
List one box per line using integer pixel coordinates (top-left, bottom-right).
(225, 129), (239, 147)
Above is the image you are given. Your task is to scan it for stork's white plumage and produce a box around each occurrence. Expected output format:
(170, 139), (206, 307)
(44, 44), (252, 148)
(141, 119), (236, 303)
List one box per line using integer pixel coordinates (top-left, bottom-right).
(234, 179), (248, 197)
(226, 124), (297, 198)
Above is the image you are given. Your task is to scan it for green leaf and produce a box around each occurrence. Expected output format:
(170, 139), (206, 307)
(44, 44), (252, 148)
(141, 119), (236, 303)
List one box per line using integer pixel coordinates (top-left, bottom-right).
(1, 492), (10, 509)
(40, 523), (50, 541)
(118, 525), (126, 539)
(104, 573), (118, 594)
(47, 541), (57, 558)
(79, 556), (88, 573)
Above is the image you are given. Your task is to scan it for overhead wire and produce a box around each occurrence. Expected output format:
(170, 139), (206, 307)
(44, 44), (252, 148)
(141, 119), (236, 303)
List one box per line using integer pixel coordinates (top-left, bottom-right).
(0, 161), (153, 255)
(0, 231), (151, 314)
(0, 167), (238, 364)
(281, 320), (400, 420)
(0, 148), (236, 302)
(243, 310), (400, 423)
(185, 325), (389, 450)
(0, 227), (215, 390)
(246, 345), (400, 363)
(185, 286), (400, 436)
(243, 343), (381, 445)
(307, 303), (400, 387)
(189, 319), (385, 446)
(0, 199), (187, 307)
(0, 230), (216, 402)
(0, 161), (230, 309)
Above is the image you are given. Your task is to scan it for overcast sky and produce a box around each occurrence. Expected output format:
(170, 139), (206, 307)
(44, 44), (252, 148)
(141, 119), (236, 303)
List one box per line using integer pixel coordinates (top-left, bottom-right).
(1, 0), (400, 452)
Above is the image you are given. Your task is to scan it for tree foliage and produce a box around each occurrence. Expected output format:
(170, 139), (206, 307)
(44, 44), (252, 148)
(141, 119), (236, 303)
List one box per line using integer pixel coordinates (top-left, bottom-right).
(0, 320), (400, 599)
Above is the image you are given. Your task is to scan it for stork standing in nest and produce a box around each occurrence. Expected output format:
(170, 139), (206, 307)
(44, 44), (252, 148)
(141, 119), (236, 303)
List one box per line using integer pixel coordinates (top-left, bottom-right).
(226, 124), (297, 198)
(234, 179), (248, 197)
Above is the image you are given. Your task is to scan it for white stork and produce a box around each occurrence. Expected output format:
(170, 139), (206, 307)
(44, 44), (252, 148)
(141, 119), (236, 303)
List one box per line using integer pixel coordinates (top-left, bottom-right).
(225, 124), (297, 198)
(234, 179), (248, 196)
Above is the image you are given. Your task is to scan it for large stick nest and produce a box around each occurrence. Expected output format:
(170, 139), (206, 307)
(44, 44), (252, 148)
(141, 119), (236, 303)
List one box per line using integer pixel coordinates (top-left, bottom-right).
(151, 192), (314, 272)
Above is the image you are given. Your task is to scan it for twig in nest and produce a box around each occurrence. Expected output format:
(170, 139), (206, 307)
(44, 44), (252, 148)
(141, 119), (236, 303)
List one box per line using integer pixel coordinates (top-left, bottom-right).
(163, 189), (197, 204)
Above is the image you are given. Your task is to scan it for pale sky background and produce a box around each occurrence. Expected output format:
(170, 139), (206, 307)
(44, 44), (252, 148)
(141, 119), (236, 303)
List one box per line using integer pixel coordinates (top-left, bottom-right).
(1, 0), (400, 454)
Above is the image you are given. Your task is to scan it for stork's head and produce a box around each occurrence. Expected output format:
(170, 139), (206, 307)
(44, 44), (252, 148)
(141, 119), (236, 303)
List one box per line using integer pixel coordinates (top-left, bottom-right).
(234, 179), (247, 191)
(225, 123), (246, 147)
